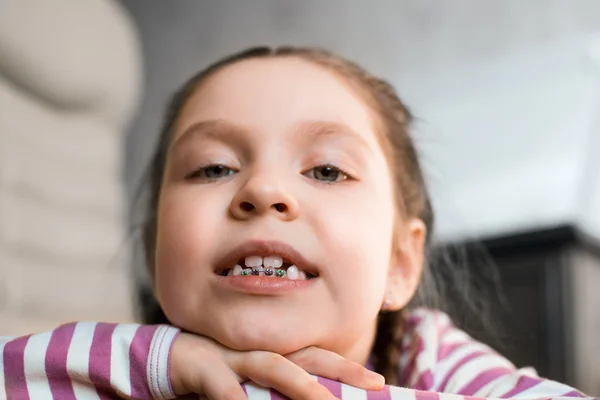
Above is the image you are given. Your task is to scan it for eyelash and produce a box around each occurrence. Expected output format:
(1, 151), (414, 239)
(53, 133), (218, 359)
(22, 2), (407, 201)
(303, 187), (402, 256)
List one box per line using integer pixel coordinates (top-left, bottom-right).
(304, 164), (354, 183)
(186, 164), (238, 181)
(186, 163), (355, 183)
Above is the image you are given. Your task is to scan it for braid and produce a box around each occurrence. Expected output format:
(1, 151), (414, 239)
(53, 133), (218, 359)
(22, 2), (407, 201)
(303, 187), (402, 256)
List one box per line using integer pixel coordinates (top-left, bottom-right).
(371, 310), (406, 386)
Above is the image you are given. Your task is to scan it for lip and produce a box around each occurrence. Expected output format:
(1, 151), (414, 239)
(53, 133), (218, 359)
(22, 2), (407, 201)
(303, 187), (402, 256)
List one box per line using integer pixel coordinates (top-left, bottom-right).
(214, 240), (319, 277)
(215, 275), (316, 295)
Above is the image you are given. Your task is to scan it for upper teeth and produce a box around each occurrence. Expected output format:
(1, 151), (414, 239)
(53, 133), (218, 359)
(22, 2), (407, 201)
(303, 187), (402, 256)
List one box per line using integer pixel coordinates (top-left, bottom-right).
(226, 255), (311, 280)
(244, 256), (264, 268)
(243, 255), (284, 268)
(264, 256), (283, 268)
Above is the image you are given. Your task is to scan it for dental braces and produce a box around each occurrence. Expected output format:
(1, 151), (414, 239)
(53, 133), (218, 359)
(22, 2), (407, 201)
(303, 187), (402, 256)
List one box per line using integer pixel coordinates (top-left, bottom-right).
(240, 267), (287, 277)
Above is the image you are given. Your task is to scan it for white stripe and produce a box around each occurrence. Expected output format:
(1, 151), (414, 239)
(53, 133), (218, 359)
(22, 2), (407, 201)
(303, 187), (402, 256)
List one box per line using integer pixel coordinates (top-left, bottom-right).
(438, 329), (470, 345)
(244, 382), (272, 400)
(474, 371), (523, 398)
(23, 331), (53, 398)
(389, 386), (416, 400)
(433, 341), (491, 389)
(66, 322), (101, 400)
(511, 377), (579, 399)
(70, 384), (106, 399)
(147, 326), (162, 398)
(472, 367), (537, 397)
(155, 326), (179, 398)
(443, 353), (515, 393)
(147, 325), (179, 399)
(438, 392), (465, 400)
(340, 382), (367, 400)
(110, 324), (138, 397)
(0, 341), (6, 400)
(406, 313), (445, 388)
(471, 373), (512, 398)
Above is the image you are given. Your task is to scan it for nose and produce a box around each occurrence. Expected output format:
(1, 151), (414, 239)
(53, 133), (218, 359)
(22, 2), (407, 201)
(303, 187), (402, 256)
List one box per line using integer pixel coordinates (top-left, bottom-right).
(229, 174), (299, 221)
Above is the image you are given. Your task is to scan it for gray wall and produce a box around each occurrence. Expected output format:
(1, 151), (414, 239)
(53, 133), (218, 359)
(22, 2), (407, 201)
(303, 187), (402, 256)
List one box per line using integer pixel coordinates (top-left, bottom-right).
(120, 0), (600, 202)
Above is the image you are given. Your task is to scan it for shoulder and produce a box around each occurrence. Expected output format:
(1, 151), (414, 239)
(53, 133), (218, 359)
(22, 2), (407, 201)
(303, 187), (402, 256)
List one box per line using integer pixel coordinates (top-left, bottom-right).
(400, 309), (587, 398)
(400, 308), (516, 393)
(401, 307), (470, 361)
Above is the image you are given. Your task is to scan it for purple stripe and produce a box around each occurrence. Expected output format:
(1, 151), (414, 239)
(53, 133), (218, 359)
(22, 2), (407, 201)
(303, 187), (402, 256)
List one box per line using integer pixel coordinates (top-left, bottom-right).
(3, 335), (31, 400)
(367, 384), (390, 400)
(438, 350), (487, 391)
(413, 369), (434, 391)
(129, 325), (155, 399)
(318, 377), (342, 399)
(270, 387), (290, 400)
(437, 342), (467, 361)
(456, 367), (513, 395)
(45, 323), (77, 399)
(415, 389), (439, 400)
(500, 375), (542, 398)
(562, 390), (588, 398)
(89, 323), (116, 399)
(406, 313), (424, 326)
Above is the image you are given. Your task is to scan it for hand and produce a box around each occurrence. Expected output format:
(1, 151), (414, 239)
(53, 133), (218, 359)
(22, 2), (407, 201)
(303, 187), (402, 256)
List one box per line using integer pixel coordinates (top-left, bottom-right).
(170, 332), (385, 400)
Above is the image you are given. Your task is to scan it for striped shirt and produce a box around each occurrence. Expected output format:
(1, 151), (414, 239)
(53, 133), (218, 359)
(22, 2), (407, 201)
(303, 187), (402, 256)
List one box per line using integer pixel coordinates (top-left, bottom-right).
(0, 308), (594, 400)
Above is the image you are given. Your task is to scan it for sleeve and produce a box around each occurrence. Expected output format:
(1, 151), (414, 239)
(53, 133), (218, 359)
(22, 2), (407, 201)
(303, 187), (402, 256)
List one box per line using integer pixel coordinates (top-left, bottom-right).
(238, 378), (598, 400)
(1, 322), (180, 400)
(394, 308), (593, 400)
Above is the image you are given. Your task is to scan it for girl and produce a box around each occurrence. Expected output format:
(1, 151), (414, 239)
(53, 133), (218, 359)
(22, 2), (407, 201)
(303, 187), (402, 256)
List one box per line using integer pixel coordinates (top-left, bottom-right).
(1, 47), (594, 400)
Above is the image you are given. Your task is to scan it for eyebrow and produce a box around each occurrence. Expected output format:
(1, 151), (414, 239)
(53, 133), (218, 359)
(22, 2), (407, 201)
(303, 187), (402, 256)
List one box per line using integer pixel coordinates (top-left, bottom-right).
(170, 119), (246, 153)
(171, 118), (372, 153)
(291, 120), (372, 151)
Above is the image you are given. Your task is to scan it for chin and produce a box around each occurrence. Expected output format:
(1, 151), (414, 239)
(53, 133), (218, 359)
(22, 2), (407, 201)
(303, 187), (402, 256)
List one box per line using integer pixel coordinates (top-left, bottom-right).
(212, 308), (319, 354)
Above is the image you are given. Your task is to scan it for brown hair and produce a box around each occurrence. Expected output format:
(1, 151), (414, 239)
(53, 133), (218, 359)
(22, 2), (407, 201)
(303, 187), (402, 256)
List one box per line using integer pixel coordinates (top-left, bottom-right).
(139, 46), (435, 385)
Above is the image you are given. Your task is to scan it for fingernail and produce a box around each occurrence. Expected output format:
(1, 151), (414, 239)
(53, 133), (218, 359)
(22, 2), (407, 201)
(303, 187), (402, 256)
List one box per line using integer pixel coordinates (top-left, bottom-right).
(368, 371), (385, 387)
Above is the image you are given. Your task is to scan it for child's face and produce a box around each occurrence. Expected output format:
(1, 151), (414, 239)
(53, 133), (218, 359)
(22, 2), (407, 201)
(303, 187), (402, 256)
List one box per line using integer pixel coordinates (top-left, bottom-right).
(155, 57), (424, 363)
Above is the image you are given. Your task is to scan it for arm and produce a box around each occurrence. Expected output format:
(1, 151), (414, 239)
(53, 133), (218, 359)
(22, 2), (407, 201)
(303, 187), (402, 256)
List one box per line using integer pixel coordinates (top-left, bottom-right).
(244, 379), (596, 400)
(2, 318), (594, 400)
(1, 322), (180, 400)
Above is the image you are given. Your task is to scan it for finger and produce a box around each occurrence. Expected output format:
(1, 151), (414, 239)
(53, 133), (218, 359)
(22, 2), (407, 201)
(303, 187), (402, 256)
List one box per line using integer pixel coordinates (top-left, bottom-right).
(286, 347), (385, 390)
(230, 351), (335, 400)
(192, 357), (247, 400)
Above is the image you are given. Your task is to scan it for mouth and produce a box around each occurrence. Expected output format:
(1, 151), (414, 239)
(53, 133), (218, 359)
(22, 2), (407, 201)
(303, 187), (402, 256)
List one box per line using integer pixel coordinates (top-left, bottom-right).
(215, 240), (319, 281)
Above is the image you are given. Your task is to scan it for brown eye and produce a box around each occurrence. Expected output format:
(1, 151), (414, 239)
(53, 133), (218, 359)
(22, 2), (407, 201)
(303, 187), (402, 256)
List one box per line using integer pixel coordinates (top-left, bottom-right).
(305, 165), (348, 183)
(189, 164), (237, 180)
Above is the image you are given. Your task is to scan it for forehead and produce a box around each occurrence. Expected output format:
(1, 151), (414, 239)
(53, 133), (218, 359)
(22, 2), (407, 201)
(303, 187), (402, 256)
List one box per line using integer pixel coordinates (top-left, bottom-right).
(174, 57), (380, 146)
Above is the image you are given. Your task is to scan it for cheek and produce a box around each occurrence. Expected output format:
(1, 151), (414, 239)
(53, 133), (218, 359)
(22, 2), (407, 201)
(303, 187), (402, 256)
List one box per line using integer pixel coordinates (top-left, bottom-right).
(309, 185), (396, 309)
(154, 188), (226, 318)
(156, 190), (222, 262)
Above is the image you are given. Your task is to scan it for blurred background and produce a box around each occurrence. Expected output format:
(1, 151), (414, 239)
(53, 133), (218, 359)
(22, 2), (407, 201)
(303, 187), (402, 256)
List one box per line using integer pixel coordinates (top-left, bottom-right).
(1, 0), (599, 395)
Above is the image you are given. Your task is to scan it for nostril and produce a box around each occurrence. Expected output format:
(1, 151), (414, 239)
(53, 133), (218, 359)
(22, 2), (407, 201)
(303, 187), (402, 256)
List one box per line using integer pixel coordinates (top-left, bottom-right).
(240, 201), (255, 212)
(273, 203), (287, 213)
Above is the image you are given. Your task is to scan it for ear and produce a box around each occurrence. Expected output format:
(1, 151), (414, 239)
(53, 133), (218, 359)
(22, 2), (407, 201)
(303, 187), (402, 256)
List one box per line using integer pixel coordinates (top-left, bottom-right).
(384, 218), (427, 311)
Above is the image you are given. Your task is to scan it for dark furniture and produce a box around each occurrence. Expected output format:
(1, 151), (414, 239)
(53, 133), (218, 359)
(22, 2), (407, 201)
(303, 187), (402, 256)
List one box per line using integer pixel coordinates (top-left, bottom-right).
(437, 225), (600, 387)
